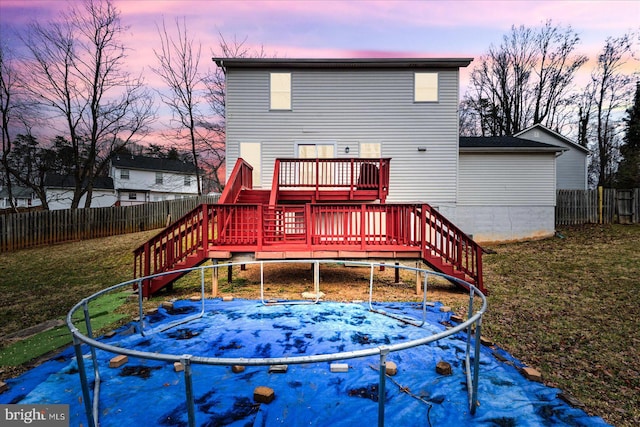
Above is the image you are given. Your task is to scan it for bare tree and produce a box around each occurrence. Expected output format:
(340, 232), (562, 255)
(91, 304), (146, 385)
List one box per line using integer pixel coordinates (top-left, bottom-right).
(583, 34), (636, 187)
(152, 17), (207, 194)
(0, 39), (20, 211)
(462, 21), (587, 136)
(22, 0), (154, 209)
(204, 34), (266, 192)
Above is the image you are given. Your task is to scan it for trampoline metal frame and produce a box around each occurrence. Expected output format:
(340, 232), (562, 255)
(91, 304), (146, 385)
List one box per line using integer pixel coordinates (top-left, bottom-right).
(67, 259), (487, 427)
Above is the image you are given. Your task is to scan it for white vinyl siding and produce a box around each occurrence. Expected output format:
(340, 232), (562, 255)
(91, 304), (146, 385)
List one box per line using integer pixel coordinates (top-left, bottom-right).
(226, 68), (460, 203)
(414, 72), (438, 102)
(517, 127), (588, 190)
(458, 153), (556, 205)
(270, 73), (291, 110)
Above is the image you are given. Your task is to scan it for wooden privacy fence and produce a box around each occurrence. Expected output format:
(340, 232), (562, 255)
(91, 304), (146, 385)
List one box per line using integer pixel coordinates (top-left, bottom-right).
(556, 188), (639, 226)
(0, 195), (219, 252)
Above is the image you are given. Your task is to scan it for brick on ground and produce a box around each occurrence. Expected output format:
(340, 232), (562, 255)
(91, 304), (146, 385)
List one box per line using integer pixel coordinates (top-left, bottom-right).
(253, 386), (275, 404)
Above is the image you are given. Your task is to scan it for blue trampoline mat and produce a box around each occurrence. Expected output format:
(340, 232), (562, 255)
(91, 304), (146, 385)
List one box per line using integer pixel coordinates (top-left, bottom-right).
(1, 299), (610, 426)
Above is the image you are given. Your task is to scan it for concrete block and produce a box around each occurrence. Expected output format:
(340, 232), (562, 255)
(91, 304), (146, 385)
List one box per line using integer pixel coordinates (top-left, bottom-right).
(0, 381), (8, 394)
(254, 386), (275, 404)
(385, 361), (398, 376)
(174, 362), (184, 372)
(436, 361), (452, 376)
(161, 301), (174, 311)
(439, 306), (452, 313)
(521, 367), (542, 382)
(450, 314), (464, 323)
(232, 365), (245, 373)
(330, 363), (349, 373)
(268, 365), (288, 373)
(222, 296), (234, 302)
(109, 355), (128, 368)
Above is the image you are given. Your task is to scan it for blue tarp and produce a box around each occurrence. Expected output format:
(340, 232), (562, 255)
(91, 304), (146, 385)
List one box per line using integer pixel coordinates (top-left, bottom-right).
(1, 299), (610, 426)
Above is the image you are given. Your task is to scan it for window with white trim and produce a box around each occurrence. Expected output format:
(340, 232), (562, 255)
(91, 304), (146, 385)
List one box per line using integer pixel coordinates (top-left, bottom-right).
(184, 175), (191, 186)
(414, 72), (438, 102)
(128, 192), (137, 200)
(120, 169), (129, 179)
(155, 172), (163, 185)
(270, 72), (291, 110)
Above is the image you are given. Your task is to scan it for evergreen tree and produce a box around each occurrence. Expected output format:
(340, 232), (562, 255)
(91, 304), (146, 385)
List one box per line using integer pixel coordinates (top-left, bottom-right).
(616, 82), (640, 188)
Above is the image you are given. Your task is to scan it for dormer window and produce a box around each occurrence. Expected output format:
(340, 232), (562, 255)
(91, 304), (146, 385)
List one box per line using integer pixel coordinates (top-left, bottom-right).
(270, 72), (291, 110)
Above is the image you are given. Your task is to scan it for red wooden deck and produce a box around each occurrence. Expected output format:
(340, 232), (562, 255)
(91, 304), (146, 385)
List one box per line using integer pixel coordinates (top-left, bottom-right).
(134, 158), (484, 297)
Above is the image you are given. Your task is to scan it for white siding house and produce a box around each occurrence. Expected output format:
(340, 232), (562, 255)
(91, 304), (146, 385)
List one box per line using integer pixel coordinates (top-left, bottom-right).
(217, 57), (566, 243)
(515, 124), (588, 190)
(111, 155), (199, 206)
(0, 186), (40, 210)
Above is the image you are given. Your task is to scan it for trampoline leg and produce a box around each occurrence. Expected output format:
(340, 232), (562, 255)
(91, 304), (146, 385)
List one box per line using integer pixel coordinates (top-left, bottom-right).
(378, 347), (389, 427)
(182, 356), (196, 427)
(73, 337), (96, 427)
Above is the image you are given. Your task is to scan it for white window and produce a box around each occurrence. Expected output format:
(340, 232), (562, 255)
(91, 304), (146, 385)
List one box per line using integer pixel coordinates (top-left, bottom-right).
(120, 169), (129, 179)
(270, 72), (291, 110)
(184, 175), (191, 186)
(128, 192), (137, 200)
(414, 72), (438, 102)
(155, 172), (163, 185)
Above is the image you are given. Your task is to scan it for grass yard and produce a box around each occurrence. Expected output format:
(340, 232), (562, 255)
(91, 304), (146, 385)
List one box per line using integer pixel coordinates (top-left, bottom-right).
(0, 224), (638, 426)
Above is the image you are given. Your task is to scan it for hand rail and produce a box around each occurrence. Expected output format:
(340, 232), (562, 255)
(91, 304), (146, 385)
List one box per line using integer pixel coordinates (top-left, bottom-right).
(218, 158), (254, 204)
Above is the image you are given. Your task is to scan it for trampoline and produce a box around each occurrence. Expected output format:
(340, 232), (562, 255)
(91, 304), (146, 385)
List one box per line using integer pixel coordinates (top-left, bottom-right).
(1, 260), (610, 426)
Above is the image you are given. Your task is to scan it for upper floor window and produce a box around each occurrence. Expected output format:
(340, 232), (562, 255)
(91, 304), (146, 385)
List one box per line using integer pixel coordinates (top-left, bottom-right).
(155, 172), (163, 185)
(128, 192), (137, 200)
(270, 72), (291, 110)
(414, 72), (438, 102)
(184, 175), (191, 186)
(120, 169), (130, 179)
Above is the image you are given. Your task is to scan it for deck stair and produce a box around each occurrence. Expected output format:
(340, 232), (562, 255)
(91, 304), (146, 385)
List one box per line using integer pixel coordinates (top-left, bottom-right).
(134, 158), (484, 297)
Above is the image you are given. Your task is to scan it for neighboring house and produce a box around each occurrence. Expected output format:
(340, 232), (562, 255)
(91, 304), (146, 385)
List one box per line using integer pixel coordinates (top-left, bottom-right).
(44, 175), (116, 210)
(216, 57), (566, 242)
(457, 136), (563, 242)
(110, 155), (199, 206)
(0, 186), (40, 209)
(515, 124), (588, 190)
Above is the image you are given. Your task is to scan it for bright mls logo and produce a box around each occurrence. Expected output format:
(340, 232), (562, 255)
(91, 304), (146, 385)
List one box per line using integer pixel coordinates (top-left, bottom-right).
(1, 405), (69, 426)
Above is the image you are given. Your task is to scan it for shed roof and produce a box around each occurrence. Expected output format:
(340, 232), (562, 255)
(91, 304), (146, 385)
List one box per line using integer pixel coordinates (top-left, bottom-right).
(111, 155), (197, 174)
(459, 136), (565, 153)
(213, 57), (473, 70)
(514, 124), (589, 153)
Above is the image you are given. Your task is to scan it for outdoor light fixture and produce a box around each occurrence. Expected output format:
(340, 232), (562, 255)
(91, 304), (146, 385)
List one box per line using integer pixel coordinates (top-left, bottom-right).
(345, 146), (350, 154)
(417, 146), (427, 152)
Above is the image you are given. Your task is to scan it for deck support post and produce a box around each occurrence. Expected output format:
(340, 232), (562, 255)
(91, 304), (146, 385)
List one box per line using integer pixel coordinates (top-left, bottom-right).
(227, 265), (233, 285)
(394, 262), (400, 284)
(211, 260), (218, 297)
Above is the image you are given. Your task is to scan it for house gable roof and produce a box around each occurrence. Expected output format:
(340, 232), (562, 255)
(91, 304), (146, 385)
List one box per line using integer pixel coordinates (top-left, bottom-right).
(214, 57), (473, 70)
(459, 136), (565, 153)
(514, 124), (589, 153)
(44, 174), (114, 190)
(111, 155), (197, 174)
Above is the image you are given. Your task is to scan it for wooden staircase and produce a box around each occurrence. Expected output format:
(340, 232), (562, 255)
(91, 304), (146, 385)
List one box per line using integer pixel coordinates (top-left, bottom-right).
(134, 158), (485, 298)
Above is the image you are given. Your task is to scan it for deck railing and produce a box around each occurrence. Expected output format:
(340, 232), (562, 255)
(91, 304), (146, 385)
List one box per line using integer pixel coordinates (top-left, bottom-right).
(134, 202), (484, 293)
(218, 158), (254, 204)
(276, 158), (390, 201)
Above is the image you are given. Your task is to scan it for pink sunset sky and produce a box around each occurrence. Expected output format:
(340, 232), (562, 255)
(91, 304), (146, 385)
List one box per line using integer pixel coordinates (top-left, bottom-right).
(0, 0), (638, 144)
